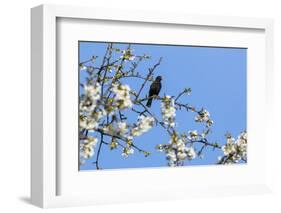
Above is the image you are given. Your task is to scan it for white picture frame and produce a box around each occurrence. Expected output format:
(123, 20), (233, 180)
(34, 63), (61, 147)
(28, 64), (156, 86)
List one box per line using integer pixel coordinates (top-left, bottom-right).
(31, 4), (274, 208)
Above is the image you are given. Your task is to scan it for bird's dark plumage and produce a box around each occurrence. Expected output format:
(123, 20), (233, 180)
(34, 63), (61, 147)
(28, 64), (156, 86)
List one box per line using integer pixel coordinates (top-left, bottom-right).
(146, 76), (162, 107)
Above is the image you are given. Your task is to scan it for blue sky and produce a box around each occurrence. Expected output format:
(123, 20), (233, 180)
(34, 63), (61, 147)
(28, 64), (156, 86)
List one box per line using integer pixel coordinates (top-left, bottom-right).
(79, 41), (247, 170)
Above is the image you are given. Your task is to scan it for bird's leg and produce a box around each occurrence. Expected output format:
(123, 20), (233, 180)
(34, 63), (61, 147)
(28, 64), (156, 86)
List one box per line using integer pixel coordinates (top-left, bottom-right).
(151, 94), (159, 99)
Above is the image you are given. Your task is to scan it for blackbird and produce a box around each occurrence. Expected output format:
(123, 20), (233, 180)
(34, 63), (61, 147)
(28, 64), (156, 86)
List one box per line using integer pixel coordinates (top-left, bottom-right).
(146, 76), (162, 107)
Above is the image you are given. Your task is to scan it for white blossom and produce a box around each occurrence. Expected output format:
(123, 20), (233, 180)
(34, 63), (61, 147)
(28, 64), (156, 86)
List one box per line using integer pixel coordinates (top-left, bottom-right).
(236, 132), (247, 156)
(121, 147), (134, 157)
(80, 116), (99, 131)
(111, 83), (133, 109)
(188, 130), (198, 140)
(80, 82), (101, 112)
(80, 136), (98, 164)
(131, 115), (155, 136)
(85, 83), (101, 100)
(186, 147), (196, 160)
(166, 150), (177, 166)
(195, 108), (213, 126)
(161, 96), (176, 128)
(80, 64), (87, 71)
(121, 49), (135, 61)
(157, 132), (196, 166)
(220, 131), (247, 164)
(80, 108), (106, 132)
(116, 121), (128, 135)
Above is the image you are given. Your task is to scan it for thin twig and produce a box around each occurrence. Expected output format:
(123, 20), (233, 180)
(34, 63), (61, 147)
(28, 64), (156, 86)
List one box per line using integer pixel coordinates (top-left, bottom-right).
(95, 133), (104, 169)
(135, 57), (162, 100)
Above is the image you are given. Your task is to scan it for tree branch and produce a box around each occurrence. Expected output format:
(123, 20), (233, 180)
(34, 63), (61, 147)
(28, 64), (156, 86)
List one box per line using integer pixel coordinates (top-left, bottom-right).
(135, 57), (162, 100)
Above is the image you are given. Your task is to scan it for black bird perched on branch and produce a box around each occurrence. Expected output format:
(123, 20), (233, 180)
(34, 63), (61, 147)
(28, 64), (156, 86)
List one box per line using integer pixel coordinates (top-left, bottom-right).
(146, 76), (162, 107)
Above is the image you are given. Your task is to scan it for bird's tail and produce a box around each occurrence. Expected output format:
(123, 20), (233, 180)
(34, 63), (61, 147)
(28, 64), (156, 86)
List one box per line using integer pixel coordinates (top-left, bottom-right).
(146, 97), (153, 107)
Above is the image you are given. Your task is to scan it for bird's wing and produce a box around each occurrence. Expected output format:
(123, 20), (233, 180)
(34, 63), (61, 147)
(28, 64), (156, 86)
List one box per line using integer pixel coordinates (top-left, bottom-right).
(156, 83), (162, 95)
(149, 82), (161, 96)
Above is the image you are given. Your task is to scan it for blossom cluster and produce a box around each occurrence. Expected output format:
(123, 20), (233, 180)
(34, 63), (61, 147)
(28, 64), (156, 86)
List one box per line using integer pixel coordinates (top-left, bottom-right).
(187, 129), (210, 141)
(103, 115), (154, 157)
(188, 130), (199, 140)
(79, 82), (106, 131)
(195, 108), (214, 127)
(79, 136), (98, 164)
(121, 49), (135, 61)
(80, 83), (101, 113)
(111, 83), (133, 109)
(220, 131), (247, 164)
(131, 115), (155, 137)
(116, 121), (128, 135)
(102, 115), (155, 157)
(161, 96), (176, 128)
(156, 132), (196, 166)
(102, 123), (127, 137)
(80, 109), (106, 131)
(121, 146), (135, 157)
(102, 116), (154, 139)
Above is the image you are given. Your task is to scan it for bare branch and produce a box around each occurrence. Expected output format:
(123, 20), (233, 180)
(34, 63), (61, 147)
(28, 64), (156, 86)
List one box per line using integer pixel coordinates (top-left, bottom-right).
(135, 57), (162, 100)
